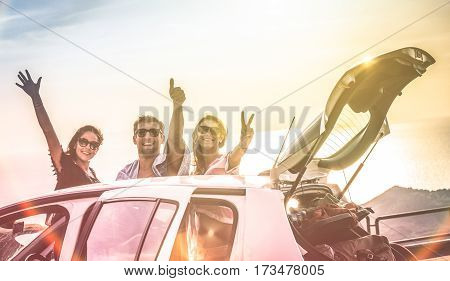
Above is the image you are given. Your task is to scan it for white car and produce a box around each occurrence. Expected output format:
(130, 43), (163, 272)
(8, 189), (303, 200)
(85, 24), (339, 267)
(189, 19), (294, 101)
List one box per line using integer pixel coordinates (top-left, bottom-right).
(0, 176), (303, 261)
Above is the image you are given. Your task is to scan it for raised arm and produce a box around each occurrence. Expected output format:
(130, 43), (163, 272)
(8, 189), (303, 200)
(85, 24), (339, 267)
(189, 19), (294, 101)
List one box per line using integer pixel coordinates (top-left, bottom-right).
(166, 78), (186, 176)
(16, 70), (63, 172)
(228, 111), (255, 171)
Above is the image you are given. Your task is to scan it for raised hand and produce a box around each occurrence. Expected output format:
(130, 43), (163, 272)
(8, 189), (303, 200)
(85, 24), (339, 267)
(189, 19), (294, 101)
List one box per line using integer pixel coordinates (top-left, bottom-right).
(16, 70), (42, 101)
(169, 78), (186, 106)
(166, 78), (187, 175)
(240, 111), (255, 150)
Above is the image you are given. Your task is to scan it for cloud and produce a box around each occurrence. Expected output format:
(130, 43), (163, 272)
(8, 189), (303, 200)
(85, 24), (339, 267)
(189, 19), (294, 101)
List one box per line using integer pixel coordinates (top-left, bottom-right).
(0, 0), (108, 40)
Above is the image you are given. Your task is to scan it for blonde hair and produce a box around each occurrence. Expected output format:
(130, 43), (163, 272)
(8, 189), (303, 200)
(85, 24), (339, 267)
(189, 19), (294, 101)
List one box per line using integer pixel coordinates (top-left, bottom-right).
(192, 115), (227, 175)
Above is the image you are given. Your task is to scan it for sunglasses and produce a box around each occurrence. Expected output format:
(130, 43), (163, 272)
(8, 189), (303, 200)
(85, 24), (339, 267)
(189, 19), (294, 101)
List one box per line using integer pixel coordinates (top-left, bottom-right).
(135, 128), (162, 138)
(78, 138), (100, 150)
(198, 125), (221, 136)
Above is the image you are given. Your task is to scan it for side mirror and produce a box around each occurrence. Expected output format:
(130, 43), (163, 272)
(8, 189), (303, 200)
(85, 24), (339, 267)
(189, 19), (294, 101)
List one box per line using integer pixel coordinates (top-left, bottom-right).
(12, 221), (24, 236)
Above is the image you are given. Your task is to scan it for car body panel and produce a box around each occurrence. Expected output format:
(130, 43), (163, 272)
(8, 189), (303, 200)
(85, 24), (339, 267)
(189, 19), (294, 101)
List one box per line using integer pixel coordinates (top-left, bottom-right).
(242, 188), (303, 260)
(58, 198), (102, 260)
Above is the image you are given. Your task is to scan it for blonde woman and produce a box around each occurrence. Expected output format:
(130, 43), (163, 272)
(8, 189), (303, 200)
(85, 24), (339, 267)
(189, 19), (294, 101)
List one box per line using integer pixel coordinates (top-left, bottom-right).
(191, 112), (254, 175)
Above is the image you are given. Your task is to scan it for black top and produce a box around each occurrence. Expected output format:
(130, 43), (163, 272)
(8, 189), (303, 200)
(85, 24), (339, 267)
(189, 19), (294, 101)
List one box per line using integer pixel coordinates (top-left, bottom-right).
(52, 152), (100, 190)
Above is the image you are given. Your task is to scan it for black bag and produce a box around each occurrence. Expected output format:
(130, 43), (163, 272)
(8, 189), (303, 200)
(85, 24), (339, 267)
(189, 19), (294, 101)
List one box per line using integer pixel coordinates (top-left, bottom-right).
(330, 235), (396, 261)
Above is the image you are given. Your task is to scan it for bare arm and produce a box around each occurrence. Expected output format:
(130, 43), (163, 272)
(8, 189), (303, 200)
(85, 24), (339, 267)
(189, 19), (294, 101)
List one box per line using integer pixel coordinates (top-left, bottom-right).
(16, 70), (63, 172)
(166, 78), (186, 176)
(228, 111), (255, 171)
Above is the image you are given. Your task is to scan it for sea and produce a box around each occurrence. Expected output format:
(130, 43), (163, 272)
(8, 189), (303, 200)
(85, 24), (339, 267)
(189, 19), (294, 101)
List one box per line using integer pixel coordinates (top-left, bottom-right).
(240, 117), (450, 204)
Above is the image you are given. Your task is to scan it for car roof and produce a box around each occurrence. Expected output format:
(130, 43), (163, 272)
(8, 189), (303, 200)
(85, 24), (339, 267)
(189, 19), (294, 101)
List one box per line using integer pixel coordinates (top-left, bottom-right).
(0, 175), (272, 212)
(106, 175), (272, 189)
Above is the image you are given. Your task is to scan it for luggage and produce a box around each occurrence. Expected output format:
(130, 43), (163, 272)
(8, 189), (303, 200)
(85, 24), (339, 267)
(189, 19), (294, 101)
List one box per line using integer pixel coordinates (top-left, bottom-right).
(331, 235), (396, 261)
(297, 193), (396, 261)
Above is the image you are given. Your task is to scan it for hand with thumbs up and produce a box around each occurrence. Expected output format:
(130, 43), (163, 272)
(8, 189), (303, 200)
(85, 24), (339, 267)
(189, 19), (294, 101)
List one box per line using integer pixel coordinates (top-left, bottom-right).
(239, 111), (255, 150)
(169, 78), (186, 106)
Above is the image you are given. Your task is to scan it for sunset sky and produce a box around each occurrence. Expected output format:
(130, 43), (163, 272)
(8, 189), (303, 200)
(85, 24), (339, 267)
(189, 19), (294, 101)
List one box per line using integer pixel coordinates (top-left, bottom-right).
(0, 0), (449, 204)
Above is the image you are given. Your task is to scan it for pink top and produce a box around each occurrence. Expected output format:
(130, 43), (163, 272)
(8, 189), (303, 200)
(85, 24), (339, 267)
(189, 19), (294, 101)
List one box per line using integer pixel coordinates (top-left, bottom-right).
(191, 153), (239, 175)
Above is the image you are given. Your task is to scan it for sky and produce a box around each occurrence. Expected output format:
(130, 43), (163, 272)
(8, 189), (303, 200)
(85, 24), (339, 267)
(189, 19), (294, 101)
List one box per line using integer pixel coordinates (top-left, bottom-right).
(0, 0), (449, 204)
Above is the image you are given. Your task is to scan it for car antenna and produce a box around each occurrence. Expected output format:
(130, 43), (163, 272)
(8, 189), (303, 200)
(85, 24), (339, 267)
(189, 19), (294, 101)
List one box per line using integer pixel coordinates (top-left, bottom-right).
(337, 131), (384, 200)
(273, 116), (296, 169)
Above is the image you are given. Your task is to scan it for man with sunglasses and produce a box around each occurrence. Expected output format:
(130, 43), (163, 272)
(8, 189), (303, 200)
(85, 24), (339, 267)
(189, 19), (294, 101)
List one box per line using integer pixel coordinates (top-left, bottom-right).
(116, 79), (190, 179)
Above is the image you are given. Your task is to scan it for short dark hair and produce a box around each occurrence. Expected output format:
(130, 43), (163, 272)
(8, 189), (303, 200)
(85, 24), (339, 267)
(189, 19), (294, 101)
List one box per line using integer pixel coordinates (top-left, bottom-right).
(133, 116), (164, 135)
(66, 125), (103, 158)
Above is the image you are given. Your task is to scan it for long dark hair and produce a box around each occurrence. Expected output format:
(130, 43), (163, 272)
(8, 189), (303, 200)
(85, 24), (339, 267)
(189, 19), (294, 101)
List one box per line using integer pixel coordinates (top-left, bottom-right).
(66, 125), (103, 159)
(192, 115), (226, 175)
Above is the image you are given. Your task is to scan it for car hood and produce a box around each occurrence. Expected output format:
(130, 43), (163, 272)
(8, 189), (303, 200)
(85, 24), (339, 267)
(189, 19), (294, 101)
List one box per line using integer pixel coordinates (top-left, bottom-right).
(277, 47), (435, 176)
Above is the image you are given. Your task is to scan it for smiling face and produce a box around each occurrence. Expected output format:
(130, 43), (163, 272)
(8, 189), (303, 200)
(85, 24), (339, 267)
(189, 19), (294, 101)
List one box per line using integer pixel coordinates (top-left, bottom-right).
(195, 119), (225, 154)
(133, 121), (164, 157)
(74, 131), (100, 162)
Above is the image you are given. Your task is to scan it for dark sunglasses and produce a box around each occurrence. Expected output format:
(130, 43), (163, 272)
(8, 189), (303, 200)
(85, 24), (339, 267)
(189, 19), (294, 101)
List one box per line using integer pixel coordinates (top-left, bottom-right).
(198, 125), (221, 136)
(135, 128), (162, 138)
(78, 138), (100, 150)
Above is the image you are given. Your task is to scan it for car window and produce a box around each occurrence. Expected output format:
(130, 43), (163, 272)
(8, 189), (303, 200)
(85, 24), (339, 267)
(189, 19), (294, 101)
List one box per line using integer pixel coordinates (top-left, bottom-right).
(170, 199), (237, 261)
(84, 201), (156, 261)
(138, 202), (177, 261)
(0, 209), (68, 261)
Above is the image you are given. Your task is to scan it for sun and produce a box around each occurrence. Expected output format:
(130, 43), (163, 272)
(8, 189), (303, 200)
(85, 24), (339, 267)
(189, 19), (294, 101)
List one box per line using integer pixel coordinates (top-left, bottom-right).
(362, 55), (374, 64)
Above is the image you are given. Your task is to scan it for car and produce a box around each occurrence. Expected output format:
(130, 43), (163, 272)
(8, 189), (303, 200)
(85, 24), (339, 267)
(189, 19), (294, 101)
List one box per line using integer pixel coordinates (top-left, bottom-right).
(1, 47), (442, 261)
(0, 176), (303, 261)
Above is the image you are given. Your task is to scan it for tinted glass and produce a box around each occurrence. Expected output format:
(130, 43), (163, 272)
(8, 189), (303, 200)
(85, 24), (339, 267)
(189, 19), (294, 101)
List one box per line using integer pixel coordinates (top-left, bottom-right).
(170, 201), (236, 261)
(85, 201), (156, 261)
(139, 202), (177, 261)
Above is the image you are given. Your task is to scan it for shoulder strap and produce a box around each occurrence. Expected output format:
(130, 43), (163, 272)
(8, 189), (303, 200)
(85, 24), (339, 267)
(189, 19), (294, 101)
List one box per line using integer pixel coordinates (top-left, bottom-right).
(89, 167), (100, 182)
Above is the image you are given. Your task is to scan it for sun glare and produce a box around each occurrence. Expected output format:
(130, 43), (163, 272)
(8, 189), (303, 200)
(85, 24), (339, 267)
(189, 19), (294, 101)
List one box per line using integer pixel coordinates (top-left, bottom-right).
(362, 55), (373, 64)
(286, 198), (299, 210)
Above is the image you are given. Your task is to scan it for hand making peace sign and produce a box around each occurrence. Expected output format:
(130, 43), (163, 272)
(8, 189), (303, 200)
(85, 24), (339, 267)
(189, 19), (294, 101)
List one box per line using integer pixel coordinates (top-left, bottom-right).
(240, 111), (255, 150)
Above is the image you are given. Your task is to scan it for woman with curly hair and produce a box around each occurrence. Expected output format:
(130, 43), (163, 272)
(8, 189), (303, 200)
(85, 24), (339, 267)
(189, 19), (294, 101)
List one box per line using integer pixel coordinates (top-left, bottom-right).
(16, 70), (103, 190)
